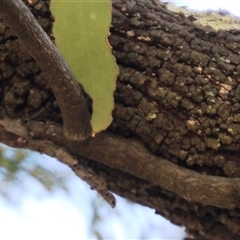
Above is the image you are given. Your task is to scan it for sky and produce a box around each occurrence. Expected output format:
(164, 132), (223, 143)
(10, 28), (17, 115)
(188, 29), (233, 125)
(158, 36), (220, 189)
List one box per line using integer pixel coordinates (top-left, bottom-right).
(0, 148), (186, 239)
(1, 1), (240, 240)
(168, 1), (240, 16)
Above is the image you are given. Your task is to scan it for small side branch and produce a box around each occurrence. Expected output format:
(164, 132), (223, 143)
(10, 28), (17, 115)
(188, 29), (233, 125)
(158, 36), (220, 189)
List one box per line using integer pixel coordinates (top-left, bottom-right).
(0, 0), (92, 141)
(0, 118), (116, 208)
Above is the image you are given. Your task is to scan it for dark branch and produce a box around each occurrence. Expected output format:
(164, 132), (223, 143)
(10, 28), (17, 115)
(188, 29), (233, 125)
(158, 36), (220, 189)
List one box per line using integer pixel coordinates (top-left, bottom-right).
(0, 0), (92, 141)
(0, 117), (116, 208)
(1, 118), (240, 210)
(2, 0), (240, 238)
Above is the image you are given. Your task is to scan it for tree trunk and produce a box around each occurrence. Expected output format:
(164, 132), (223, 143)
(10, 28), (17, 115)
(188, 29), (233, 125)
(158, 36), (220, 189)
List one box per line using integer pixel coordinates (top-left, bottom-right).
(1, 0), (240, 239)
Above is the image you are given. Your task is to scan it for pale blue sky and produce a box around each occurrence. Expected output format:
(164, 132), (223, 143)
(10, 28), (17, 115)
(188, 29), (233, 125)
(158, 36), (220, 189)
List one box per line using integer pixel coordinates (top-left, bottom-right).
(170, 1), (240, 16)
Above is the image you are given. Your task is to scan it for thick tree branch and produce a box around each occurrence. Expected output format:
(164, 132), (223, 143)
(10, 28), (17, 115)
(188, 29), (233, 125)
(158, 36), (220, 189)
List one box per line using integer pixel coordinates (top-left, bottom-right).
(1, 118), (240, 210)
(1, 0), (240, 238)
(0, 0), (92, 141)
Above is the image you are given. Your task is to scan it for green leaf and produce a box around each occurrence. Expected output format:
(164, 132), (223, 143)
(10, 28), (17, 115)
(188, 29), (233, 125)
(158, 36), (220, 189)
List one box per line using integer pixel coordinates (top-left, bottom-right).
(51, 0), (118, 132)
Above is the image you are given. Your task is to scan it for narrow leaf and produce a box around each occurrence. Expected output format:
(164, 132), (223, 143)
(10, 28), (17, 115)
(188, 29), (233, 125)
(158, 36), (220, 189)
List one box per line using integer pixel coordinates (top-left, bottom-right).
(52, 0), (118, 132)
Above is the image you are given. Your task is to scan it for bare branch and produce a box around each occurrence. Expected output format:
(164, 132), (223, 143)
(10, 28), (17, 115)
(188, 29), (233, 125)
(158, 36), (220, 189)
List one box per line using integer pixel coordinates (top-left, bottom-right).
(0, 0), (92, 141)
(0, 117), (116, 208)
(75, 132), (240, 210)
(1, 118), (240, 210)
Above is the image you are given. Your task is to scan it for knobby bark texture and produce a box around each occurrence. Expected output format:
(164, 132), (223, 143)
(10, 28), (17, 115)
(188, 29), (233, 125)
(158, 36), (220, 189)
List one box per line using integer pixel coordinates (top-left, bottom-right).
(1, 0), (240, 239)
(0, 0), (92, 141)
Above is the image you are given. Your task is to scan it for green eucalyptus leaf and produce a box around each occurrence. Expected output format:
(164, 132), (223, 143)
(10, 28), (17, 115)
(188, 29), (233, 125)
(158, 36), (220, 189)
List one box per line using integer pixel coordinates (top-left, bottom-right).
(52, 0), (118, 132)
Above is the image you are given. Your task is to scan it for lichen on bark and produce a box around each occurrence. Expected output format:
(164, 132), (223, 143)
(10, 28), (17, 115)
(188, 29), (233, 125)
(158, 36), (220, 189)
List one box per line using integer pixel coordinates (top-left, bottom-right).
(109, 0), (240, 180)
(1, 0), (240, 239)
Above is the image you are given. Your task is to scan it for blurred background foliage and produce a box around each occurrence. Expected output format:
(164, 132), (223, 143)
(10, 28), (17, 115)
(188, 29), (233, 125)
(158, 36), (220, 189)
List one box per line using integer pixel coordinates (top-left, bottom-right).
(0, 144), (69, 203)
(0, 144), (108, 239)
(0, 144), (185, 239)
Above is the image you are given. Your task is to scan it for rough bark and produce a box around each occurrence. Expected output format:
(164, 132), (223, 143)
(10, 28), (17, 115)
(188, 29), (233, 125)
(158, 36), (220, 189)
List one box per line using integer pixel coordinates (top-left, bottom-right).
(0, 0), (92, 141)
(1, 0), (240, 239)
